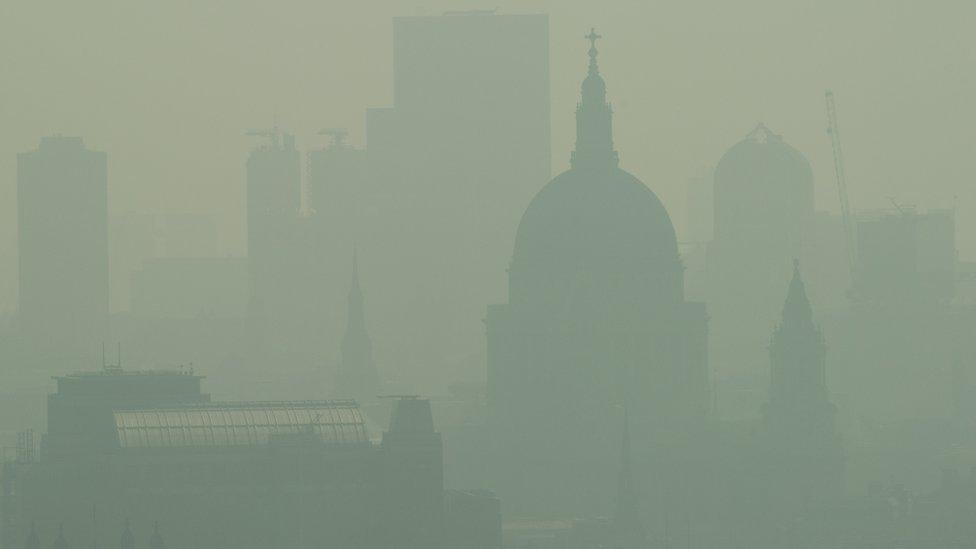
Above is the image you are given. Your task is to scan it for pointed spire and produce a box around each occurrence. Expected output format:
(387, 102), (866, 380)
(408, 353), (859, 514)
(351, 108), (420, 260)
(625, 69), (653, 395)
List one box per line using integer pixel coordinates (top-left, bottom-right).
(338, 249), (380, 401)
(780, 259), (814, 329)
(572, 28), (618, 170)
(120, 520), (134, 549)
(613, 407), (645, 549)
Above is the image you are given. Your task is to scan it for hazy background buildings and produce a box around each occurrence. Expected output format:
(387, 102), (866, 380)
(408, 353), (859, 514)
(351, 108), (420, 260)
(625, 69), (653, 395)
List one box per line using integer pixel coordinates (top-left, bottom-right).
(3, 0), (975, 390)
(2, 2), (976, 548)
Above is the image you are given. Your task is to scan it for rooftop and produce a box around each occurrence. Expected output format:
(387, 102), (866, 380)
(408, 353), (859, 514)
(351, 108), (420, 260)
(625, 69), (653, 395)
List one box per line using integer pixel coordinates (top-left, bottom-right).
(113, 400), (368, 449)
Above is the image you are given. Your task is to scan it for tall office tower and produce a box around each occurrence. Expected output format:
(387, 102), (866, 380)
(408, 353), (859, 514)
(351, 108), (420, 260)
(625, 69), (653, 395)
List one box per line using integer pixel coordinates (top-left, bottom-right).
(245, 130), (323, 372)
(307, 129), (367, 231)
(365, 11), (550, 387)
(17, 136), (109, 357)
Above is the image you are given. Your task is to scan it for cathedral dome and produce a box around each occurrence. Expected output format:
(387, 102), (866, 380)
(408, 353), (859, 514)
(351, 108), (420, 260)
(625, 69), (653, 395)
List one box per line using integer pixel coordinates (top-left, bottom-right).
(507, 29), (683, 309)
(713, 124), (814, 240)
(511, 166), (681, 303)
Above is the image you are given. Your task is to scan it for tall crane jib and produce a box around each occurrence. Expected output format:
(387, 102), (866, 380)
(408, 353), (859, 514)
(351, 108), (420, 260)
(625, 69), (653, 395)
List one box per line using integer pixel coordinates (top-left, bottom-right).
(825, 90), (856, 283)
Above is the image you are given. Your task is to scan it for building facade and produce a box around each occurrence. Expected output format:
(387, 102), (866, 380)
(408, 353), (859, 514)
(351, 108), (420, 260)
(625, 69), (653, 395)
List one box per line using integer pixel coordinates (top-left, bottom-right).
(17, 136), (109, 358)
(2, 370), (469, 549)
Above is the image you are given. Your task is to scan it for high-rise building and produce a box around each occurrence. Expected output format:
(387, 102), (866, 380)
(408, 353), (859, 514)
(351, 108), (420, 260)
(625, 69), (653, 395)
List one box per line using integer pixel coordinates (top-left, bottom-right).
(364, 11), (550, 387)
(245, 129), (326, 371)
(17, 136), (109, 357)
(854, 207), (955, 305)
(306, 129), (366, 231)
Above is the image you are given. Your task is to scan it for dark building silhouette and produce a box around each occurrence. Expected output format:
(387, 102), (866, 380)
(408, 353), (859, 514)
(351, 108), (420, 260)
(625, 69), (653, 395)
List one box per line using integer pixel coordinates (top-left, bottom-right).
(149, 522), (162, 549)
(363, 11), (551, 387)
(17, 136), (109, 358)
(307, 129), (367, 238)
(120, 520), (134, 549)
(109, 212), (220, 313)
(443, 490), (502, 549)
(758, 261), (844, 507)
(2, 368), (471, 549)
(485, 30), (708, 514)
(335, 253), (381, 401)
(705, 125), (816, 415)
(53, 524), (66, 549)
(853, 207), (955, 306)
(245, 128), (327, 378)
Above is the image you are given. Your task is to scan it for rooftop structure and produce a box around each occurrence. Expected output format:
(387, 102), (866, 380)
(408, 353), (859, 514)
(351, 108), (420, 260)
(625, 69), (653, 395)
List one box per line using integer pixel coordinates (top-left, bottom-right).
(113, 400), (368, 449)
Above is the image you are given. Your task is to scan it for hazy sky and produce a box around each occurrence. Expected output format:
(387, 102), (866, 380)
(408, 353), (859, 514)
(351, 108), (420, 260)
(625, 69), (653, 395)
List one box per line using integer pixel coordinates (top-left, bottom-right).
(2, 0), (974, 312)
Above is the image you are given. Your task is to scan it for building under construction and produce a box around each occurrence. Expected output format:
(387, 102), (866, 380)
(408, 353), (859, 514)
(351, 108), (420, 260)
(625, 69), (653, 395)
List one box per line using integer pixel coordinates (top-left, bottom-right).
(853, 207), (956, 305)
(2, 368), (496, 549)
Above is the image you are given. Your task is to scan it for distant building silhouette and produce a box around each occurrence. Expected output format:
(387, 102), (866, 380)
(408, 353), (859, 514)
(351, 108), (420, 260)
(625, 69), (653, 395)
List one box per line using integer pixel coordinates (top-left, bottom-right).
(307, 128), (367, 237)
(485, 30), (708, 514)
(756, 262), (844, 508)
(53, 524), (66, 549)
(706, 124), (816, 413)
(149, 522), (163, 549)
(335, 252), (381, 401)
(363, 11), (551, 386)
(120, 520), (134, 549)
(2, 368), (474, 549)
(17, 136), (109, 358)
(245, 128), (327, 374)
(853, 207), (955, 305)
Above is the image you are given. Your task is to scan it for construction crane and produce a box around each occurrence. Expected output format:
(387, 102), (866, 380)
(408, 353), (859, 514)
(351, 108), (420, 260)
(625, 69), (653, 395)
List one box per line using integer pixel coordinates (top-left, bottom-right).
(318, 127), (348, 149)
(825, 90), (856, 280)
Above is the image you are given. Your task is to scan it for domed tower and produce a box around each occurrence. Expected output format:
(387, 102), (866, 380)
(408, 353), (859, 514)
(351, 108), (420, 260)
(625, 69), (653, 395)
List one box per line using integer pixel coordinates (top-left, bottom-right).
(487, 29), (708, 446)
(713, 124), (814, 253)
(708, 124), (816, 376)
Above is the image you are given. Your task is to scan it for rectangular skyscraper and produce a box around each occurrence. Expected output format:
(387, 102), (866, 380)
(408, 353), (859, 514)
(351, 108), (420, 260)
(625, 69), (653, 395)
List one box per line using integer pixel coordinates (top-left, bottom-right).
(17, 136), (108, 357)
(245, 130), (326, 371)
(364, 12), (550, 386)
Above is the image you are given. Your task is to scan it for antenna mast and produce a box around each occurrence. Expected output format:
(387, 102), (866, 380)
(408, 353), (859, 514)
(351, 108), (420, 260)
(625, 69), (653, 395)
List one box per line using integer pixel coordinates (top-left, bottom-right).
(825, 90), (856, 281)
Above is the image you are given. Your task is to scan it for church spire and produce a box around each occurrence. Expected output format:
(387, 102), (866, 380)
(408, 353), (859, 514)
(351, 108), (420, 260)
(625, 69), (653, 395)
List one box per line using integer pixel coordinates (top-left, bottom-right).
(337, 249), (381, 401)
(571, 28), (618, 170)
(766, 260), (832, 437)
(613, 408), (646, 549)
(780, 259), (814, 330)
(120, 520), (134, 549)
(149, 522), (163, 549)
